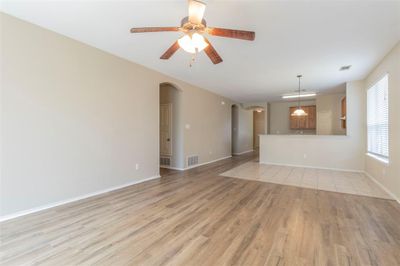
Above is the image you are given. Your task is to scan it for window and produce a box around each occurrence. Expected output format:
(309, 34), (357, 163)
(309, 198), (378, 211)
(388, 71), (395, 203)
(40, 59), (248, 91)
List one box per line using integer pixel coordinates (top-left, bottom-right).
(367, 74), (389, 160)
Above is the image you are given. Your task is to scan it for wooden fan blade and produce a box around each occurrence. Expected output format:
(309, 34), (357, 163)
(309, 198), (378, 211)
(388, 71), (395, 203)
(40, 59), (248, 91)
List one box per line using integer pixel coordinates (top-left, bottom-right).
(206, 28), (255, 41)
(130, 27), (180, 33)
(188, 0), (206, 24)
(160, 41), (180, 60)
(203, 38), (223, 64)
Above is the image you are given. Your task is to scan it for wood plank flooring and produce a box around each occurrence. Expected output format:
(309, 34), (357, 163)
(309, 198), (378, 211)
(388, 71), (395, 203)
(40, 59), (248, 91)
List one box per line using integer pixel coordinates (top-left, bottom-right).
(1, 152), (400, 265)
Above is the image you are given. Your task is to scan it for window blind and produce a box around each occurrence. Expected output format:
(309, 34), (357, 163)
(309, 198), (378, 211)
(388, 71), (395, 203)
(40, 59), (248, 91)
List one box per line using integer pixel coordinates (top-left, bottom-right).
(367, 74), (389, 159)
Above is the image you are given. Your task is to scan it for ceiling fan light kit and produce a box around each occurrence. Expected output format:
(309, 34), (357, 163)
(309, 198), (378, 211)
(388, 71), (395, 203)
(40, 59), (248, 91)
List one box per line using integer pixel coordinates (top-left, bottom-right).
(130, 0), (255, 65)
(178, 32), (208, 54)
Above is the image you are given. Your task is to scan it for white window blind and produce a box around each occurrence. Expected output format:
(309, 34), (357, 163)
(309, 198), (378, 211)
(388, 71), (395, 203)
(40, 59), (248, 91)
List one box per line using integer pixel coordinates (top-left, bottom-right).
(367, 74), (389, 159)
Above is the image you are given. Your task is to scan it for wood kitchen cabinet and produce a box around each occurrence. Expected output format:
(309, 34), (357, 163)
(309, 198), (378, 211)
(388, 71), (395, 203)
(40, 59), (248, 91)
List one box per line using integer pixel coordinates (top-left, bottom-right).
(341, 97), (346, 129)
(289, 105), (316, 129)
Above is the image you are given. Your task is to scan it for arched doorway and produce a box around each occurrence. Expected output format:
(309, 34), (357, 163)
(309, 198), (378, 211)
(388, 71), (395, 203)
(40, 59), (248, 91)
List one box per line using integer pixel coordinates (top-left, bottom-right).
(159, 83), (184, 172)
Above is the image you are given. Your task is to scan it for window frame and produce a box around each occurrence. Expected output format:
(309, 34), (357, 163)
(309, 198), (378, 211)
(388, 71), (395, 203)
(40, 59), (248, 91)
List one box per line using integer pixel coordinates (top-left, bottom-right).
(366, 73), (389, 163)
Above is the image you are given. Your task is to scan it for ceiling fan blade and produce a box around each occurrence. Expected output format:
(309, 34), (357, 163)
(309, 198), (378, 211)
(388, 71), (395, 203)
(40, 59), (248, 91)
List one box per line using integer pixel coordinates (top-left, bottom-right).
(160, 41), (180, 60)
(130, 27), (180, 33)
(188, 0), (206, 24)
(203, 38), (223, 64)
(206, 28), (255, 41)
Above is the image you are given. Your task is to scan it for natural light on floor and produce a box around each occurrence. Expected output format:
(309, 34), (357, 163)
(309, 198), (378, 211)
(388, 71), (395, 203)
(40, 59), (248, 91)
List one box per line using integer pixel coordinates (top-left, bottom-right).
(221, 162), (391, 199)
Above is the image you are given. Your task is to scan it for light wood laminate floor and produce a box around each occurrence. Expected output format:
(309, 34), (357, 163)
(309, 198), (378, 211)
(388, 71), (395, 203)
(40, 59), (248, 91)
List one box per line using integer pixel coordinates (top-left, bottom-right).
(1, 153), (400, 265)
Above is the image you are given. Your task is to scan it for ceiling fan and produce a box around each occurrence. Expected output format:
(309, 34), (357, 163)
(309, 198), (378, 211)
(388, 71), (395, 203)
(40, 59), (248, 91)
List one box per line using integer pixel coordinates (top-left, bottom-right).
(130, 0), (255, 64)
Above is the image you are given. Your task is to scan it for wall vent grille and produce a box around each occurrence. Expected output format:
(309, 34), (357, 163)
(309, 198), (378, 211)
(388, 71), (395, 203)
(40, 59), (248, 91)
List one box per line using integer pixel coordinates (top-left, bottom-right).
(187, 155), (199, 167)
(160, 157), (171, 166)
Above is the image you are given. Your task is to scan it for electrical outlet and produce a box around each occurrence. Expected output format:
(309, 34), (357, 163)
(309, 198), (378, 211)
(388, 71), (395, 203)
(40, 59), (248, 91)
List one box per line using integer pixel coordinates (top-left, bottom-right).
(303, 154), (307, 159)
(135, 163), (139, 170)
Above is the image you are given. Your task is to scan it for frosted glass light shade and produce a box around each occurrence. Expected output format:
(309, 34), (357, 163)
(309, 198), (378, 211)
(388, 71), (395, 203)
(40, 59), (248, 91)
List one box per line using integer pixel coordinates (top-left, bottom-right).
(178, 33), (208, 54)
(188, 0), (206, 24)
(191, 33), (208, 51)
(291, 108), (308, 116)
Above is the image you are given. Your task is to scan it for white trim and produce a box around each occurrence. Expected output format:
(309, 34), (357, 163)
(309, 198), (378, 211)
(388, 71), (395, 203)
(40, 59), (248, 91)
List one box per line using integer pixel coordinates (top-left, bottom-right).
(159, 155), (233, 172)
(184, 155), (232, 170)
(160, 165), (185, 171)
(160, 155), (233, 172)
(364, 171), (400, 204)
(259, 161), (363, 173)
(366, 153), (389, 164)
(233, 150), (254, 156)
(0, 175), (161, 222)
(365, 71), (389, 90)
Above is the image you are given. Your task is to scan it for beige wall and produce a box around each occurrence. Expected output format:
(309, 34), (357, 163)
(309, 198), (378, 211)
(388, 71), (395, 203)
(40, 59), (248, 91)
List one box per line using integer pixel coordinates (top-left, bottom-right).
(231, 105), (253, 155)
(269, 100), (316, 135)
(0, 13), (232, 217)
(260, 81), (365, 171)
(364, 42), (400, 201)
(241, 102), (268, 134)
(253, 110), (265, 148)
(316, 93), (346, 135)
(237, 106), (253, 154)
(182, 86), (233, 168)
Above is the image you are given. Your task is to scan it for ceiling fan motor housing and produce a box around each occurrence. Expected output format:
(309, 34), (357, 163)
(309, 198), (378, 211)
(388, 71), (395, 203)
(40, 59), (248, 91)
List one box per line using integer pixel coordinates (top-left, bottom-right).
(181, 16), (207, 32)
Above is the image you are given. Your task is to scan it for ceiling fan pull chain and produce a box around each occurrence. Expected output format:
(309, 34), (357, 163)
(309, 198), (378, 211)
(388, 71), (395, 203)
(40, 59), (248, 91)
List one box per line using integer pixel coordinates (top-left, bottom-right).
(189, 50), (198, 67)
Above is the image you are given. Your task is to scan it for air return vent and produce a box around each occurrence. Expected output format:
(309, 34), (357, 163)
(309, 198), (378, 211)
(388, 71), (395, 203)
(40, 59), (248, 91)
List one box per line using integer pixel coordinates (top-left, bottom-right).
(160, 157), (171, 166)
(339, 65), (352, 71)
(187, 155), (199, 167)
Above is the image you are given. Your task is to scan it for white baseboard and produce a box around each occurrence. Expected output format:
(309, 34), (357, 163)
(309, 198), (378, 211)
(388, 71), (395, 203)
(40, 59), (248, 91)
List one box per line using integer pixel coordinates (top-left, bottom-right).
(364, 171), (400, 204)
(160, 165), (185, 171)
(259, 161), (364, 173)
(160, 155), (232, 171)
(233, 150), (254, 156)
(0, 175), (161, 222)
(159, 155), (233, 171)
(184, 155), (232, 170)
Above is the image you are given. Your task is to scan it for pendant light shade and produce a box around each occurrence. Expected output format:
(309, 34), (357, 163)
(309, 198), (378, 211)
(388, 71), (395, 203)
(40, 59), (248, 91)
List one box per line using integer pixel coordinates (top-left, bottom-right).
(291, 75), (308, 117)
(291, 108), (308, 116)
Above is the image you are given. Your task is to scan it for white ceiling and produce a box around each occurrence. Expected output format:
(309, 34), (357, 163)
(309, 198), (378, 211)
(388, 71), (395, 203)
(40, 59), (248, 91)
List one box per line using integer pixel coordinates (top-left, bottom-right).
(1, 0), (400, 102)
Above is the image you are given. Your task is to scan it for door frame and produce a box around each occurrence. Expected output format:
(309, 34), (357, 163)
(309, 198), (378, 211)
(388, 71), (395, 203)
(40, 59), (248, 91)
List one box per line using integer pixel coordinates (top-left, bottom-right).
(160, 103), (172, 156)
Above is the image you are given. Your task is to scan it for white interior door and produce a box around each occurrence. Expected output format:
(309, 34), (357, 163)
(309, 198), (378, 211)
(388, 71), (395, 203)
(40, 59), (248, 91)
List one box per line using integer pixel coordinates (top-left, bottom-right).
(160, 103), (172, 156)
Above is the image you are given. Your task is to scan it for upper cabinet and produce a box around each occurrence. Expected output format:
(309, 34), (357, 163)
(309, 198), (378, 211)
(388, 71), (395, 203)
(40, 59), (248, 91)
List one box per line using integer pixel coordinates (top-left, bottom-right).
(289, 105), (316, 129)
(341, 96), (346, 129)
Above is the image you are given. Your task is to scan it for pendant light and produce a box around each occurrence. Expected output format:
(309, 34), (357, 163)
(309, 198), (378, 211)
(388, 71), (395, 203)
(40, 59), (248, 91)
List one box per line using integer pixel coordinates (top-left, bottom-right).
(291, 75), (308, 116)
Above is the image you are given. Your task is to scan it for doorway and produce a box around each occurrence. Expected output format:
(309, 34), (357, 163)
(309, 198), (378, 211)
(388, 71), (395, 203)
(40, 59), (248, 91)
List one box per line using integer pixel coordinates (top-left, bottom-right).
(159, 83), (184, 174)
(231, 104), (239, 155)
(160, 103), (172, 156)
(253, 110), (265, 150)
